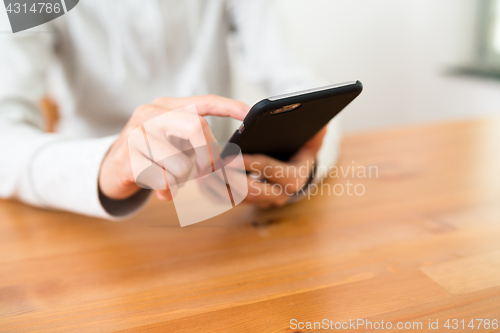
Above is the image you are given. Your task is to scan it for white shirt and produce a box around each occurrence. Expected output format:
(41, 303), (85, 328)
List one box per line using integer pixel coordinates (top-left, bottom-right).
(0, 0), (340, 219)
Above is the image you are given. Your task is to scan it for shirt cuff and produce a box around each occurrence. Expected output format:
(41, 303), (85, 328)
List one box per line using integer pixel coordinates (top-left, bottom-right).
(30, 135), (151, 219)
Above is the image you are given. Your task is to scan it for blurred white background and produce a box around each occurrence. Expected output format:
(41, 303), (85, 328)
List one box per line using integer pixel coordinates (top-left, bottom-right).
(233, 0), (500, 133)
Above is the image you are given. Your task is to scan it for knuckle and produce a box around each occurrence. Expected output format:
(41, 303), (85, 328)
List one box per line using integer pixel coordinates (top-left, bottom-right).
(134, 104), (152, 118)
(134, 104), (150, 115)
(199, 95), (217, 111)
(152, 97), (168, 105)
(201, 101), (213, 113)
(134, 104), (163, 122)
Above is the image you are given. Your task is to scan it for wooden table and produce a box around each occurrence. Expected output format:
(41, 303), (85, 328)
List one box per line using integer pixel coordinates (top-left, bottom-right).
(1, 119), (500, 332)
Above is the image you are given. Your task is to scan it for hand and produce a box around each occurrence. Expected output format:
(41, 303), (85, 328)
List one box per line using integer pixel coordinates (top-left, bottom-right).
(98, 95), (249, 201)
(242, 126), (327, 208)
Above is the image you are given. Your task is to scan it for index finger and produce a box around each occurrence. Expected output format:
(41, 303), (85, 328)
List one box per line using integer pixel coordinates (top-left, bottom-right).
(153, 95), (250, 121)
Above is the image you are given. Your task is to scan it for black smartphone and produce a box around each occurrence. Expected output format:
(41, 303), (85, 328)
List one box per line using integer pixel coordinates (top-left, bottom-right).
(221, 81), (363, 161)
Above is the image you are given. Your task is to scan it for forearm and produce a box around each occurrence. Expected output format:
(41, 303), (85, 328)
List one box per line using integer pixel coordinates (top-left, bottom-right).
(0, 123), (151, 218)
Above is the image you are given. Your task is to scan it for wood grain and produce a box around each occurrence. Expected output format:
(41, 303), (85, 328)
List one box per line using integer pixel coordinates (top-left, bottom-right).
(421, 250), (500, 295)
(0, 118), (499, 332)
(40, 97), (59, 133)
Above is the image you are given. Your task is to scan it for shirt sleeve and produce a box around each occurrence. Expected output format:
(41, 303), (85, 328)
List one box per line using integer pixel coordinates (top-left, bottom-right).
(0, 25), (150, 219)
(228, 0), (342, 184)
